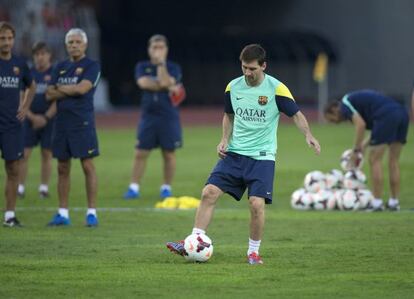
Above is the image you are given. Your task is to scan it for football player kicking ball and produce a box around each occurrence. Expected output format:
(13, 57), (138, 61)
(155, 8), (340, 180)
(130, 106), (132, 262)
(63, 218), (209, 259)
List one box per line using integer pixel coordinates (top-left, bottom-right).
(167, 44), (321, 264)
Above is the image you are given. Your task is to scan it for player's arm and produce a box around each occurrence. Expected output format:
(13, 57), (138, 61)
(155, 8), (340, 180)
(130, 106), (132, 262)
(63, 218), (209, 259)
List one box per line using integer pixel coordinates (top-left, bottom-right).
(351, 113), (366, 152)
(56, 79), (93, 96)
(292, 111), (321, 155)
(17, 80), (36, 122)
(276, 83), (320, 154)
(46, 85), (66, 101)
(137, 76), (164, 91)
(217, 85), (234, 158)
(156, 63), (176, 89)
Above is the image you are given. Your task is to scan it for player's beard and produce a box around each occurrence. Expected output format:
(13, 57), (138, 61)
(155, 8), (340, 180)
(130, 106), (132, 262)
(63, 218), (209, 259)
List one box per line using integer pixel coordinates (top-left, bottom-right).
(245, 75), (257, 86)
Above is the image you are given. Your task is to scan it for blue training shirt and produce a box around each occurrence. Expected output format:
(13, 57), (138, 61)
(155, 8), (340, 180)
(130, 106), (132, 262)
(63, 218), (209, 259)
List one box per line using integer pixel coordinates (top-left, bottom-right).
(134, 60), (182, 118)
(50, 57), (100, 131)
(30, 66), (53, 114)
(0, 55), (33, 132)
(340, 90), (403, 130)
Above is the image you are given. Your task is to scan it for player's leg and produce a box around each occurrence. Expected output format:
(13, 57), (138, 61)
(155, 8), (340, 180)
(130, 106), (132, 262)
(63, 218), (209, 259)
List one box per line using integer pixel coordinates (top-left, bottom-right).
(368, 144), (387, 210)
(81, 157), (99, 226)
(39, 148), (53, 198)
(17, 148), (32, 198)
(248, 196), (265, 264)
(124, 119), (156, 199)
(193, 184), (223, 231)
(166, 184), (223, 255)
(160, 149), (175, 198)
(3, 160), (22, 227)
(387, 142), (403, 210)
(159, 119), (181, 198)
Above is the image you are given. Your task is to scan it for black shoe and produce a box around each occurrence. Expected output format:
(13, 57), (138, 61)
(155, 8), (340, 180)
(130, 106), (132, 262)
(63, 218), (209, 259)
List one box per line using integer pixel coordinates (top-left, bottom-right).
(39, 190), (50, 199)
(17, 191), (25, 199)
(3, 217), (22, 227)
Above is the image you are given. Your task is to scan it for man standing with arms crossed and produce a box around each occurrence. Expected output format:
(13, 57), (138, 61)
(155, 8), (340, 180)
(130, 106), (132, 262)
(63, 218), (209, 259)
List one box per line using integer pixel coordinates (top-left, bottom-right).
(167, 44), (320, 264)
(0, 22), (36, 227)
(124, 34), (184, 199)
(46, 28), (101, 227)
(18, 42), (56, 199)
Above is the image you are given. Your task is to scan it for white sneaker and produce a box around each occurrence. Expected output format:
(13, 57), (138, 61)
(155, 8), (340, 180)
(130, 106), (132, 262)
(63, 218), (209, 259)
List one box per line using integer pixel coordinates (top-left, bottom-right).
(386, 200), (400, 211)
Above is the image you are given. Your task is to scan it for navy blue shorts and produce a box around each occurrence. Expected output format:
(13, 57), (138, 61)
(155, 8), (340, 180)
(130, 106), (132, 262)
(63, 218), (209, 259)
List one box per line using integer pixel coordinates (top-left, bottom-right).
(52, 128), (99, 160)
(206, 152), (275, 204)
(136, 117), (182, 150)
(0, 126), (24, 161)
(370, 108), (409, 145)
(23, 120), (54, 149)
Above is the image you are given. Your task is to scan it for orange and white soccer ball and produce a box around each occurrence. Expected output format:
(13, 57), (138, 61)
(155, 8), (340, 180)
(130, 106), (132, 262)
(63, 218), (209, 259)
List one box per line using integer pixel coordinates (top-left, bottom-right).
(184, 234), (213, 262)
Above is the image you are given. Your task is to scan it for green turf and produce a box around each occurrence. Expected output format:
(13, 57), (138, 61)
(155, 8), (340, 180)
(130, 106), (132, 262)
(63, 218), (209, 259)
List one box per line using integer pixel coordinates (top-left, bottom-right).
(1, 123), (413, 299)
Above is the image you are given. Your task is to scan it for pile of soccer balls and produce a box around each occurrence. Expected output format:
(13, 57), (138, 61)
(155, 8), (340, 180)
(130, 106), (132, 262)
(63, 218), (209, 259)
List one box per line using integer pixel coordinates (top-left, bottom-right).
(291, 149), (374, 211)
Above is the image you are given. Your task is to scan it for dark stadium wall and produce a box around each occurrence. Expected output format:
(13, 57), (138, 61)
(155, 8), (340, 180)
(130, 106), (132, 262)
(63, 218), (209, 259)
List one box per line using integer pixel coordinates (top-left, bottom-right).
(97, 0), (414, 106)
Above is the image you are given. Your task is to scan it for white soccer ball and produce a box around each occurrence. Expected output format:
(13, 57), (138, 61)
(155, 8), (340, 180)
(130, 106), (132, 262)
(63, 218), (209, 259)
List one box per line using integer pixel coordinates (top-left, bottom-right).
(340, 149), (364, 171)
(291, 188), (313, 210)
(325, 169), (344, 189)
(338, 189), (360, 211)
(313, 190), (336, 210)
(332, 189), (345, 210)
(356, 189), (374, 210)
(183, 234), (213, 262)
(304, 171), (326, 193)
(343, 170), (366, 190)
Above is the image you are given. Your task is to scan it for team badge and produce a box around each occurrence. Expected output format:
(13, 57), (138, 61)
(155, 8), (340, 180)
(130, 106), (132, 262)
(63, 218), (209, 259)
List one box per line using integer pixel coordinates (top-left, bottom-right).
(258, 96), (268, 105)
(75, 67), (83, 75)
(13, 66), (20, 75)
(145, 67), (152, 73)
(44, 75), (51, 82)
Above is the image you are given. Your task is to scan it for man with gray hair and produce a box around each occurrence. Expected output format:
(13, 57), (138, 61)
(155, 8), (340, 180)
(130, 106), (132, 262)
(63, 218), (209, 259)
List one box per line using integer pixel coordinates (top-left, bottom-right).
(46, 28), (101, 227)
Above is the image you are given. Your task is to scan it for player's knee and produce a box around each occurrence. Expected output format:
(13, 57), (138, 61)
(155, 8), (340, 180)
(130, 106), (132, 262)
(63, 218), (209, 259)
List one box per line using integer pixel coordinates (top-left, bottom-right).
(5, 161), (19, 179)
(135, 150), (150, 160)
(249, 198), (264, 215)
(201, 185), (220, 205)
(81, 159), (95, 175)
(58, 162), (70, 177)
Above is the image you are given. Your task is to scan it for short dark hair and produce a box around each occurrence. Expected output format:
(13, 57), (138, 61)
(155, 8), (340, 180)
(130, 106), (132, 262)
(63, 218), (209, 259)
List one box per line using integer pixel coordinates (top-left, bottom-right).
(32, 41), (51, 55)
(148, 34), (168, 47)
(324, 101), (340, 115)
(0, 21), (15, 37)
(239, 44), (266, 65)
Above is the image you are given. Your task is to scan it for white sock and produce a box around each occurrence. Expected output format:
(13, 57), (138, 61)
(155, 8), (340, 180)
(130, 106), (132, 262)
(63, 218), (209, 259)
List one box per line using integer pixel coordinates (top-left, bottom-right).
(160, 184), (171, 191)
(5, 211), (15, 221)
(129, 183), (139, 192)
(58, 208), (69, 219)
(192, 228), (206, 235)
(247, 238), (261, 255)
(372, 198), (383, 208)
(388, 198), (399, 206)
(87, 208), (97, 217)
(39, 184), (48, 192)
(18, 184), (25, 194)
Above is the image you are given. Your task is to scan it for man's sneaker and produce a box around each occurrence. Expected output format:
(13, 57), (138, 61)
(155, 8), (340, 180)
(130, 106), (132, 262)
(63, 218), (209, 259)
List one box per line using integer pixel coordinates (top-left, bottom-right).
(386, 201), (400, 211)
(39, 191), (50, 199)
(123, 188), (139, 199)
(160, 188), (172, 199)
(166, 240), (187, 256)
(86, 214), (98, 227)
(247, 252), (264, 265)
(366, 200), (384, 212)
(3, 217), (22, 227)
(47, 213), (70, 226)
(17, 191), (25, 199)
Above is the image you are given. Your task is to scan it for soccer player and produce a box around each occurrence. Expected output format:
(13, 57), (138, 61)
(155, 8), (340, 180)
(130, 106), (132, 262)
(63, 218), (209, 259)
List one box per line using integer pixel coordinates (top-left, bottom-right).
(166, 44), (321, 264)
(0, 22), (36, 227)
(18, 41), (56, 199)
(123, 34), (184, 199)
(324, 90), (409, 211)
(45, 28), (101, 227)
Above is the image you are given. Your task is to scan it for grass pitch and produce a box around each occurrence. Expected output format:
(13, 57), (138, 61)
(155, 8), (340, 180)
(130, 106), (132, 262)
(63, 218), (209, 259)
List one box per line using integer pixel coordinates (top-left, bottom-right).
(1, 123), (413, 298)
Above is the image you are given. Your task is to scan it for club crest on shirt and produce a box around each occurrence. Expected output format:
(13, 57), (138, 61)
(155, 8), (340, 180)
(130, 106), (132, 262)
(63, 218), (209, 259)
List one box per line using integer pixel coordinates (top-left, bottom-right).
(145, 67), (152, 73)
(13, 66), (20, 75)
(75, 67), (83, 75)
(258, 96), (268, 105)
(44, 74), (51, 82)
